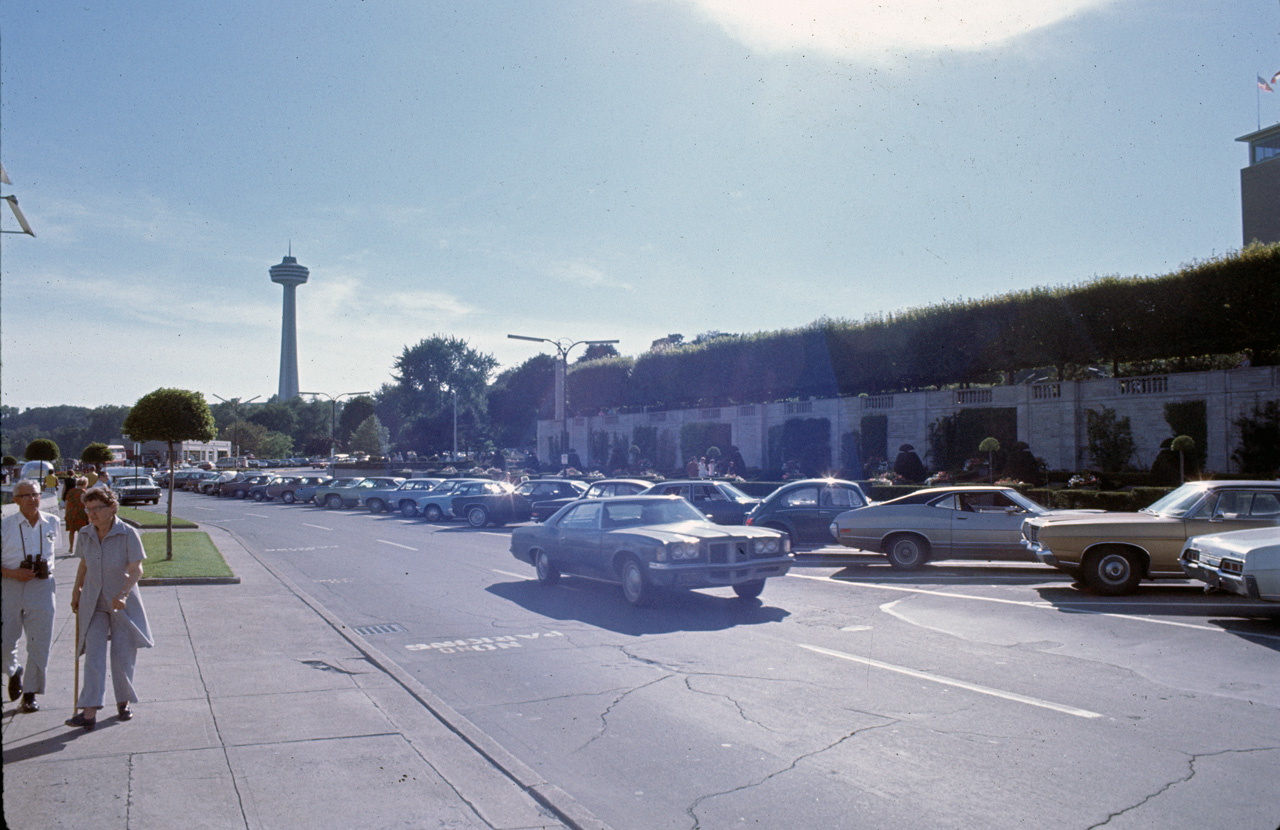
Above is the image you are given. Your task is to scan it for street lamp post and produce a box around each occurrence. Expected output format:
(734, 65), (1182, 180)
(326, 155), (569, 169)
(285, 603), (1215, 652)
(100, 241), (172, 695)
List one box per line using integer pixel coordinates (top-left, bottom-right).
(300, 391), (370, 478)
(508, 334), (618, 470)
(211, 394), (261, 468)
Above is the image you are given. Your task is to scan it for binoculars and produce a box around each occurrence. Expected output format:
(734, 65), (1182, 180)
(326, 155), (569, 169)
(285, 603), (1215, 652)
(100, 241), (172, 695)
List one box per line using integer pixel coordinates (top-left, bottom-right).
(20, 555), (50, 579)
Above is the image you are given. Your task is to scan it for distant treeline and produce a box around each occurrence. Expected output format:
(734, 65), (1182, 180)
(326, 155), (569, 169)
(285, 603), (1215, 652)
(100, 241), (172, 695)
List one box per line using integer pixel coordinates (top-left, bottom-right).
(565, 244), (1279, 413)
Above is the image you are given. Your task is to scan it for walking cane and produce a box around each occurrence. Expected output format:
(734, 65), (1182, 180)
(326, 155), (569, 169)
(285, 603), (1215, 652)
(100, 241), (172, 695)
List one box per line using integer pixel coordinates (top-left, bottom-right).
(72, 602), (80, 716)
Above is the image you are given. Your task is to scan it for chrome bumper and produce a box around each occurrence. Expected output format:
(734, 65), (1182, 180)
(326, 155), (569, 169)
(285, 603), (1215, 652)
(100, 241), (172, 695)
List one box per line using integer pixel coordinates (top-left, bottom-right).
(1022, 539), (1060, 568)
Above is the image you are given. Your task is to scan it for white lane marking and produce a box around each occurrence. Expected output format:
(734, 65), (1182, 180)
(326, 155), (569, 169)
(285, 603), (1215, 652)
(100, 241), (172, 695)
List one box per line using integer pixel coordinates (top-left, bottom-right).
(398, 520), (418, 524)
(377, 540), (418, 551)
(492, 569), (531, 580)
(245, 512), (270, 518)
(185, 505), (215, 511)
(303, 523), (332, 531)
(478, 531), (508, 537)
(799, 643), (1102, 719)
(788, 573), (1279, 637)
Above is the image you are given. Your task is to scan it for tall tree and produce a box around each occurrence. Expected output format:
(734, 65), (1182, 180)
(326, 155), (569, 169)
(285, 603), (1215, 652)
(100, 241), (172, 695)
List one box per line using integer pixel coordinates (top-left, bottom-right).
(389, 335), (497, 455)
(337, 396), (377, 445)
(349, 414), (389, 457)
(248, 401), (298, 436)
(487, 354), (556, 450)
(122, 388), (217, 559)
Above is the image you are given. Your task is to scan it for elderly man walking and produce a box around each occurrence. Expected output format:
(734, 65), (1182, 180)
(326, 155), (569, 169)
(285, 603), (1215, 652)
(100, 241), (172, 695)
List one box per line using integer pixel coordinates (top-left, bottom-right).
(2, 478), (63, 712)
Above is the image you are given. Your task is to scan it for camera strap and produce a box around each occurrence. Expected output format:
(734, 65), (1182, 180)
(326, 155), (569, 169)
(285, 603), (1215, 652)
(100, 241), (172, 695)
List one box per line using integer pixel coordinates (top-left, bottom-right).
(18, 517), (45, 563)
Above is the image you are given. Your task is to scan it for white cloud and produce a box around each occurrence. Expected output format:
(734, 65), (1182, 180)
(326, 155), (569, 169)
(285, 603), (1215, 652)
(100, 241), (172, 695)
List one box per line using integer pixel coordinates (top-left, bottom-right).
(678, 0), (1115, 57)
(547, 260), (632, 290)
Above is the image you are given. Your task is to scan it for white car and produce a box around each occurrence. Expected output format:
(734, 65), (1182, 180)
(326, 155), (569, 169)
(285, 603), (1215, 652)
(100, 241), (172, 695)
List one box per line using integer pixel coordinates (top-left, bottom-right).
(1179, 526), (1280, 602)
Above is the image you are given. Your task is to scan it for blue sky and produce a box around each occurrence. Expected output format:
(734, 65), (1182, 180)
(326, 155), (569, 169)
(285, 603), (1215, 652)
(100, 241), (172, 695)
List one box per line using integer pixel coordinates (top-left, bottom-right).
(2, 1), (1275, 409)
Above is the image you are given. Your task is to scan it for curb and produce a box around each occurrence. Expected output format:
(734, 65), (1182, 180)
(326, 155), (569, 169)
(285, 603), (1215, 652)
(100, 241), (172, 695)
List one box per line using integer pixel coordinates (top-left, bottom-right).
(211, 522), (613, 830)
(138, 576), (241, 586)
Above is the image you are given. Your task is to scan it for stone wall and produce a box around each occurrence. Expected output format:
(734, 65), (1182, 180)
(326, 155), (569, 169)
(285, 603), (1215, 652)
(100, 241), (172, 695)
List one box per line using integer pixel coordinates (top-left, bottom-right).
(539, 366), (1278, 475)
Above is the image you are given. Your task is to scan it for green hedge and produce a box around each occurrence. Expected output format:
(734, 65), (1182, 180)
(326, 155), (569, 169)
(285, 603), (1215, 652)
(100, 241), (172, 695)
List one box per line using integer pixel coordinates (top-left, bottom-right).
(562, 244), (1279, 411)
(1025, 487), (1172, 511)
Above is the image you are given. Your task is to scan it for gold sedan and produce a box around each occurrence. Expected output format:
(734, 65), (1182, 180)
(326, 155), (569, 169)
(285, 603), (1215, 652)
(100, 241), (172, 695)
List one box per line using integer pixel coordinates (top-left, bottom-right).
(1022, 481), (1280, 594)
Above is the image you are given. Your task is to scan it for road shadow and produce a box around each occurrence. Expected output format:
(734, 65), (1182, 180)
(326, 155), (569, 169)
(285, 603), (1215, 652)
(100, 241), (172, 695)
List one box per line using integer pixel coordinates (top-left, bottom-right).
(818, 558), (1073, 584)
(487, 577), (790, 636)
(1031, 583), (1280, 649)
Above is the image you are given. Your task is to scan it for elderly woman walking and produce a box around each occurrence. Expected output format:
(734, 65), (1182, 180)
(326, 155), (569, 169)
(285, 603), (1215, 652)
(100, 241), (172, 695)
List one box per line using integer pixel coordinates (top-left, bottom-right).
(64, 477), (89, 554)
(66, 487), (152, 730)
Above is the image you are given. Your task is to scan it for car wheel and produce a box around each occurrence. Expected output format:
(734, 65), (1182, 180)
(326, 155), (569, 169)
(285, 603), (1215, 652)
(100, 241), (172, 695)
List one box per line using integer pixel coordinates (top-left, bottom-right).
(1083, 547), (1142, 595)
(620, 556), (653, 607)
(733, 579), (766, 600)
(885, 534), (928, 570)
(282, 491), (296, 504)
(466, 506), (489, 528)
(423, 504), (443, 522)
(535, 550), (560, 586)
(253, 491), (265, 501)
(367, 498), (385, 513)
(326, 494), (344, 510)
(399, 501), (417, 517)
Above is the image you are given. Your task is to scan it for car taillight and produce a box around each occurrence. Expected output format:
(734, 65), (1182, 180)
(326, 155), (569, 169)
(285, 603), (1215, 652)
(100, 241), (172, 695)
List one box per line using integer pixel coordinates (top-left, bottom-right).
(1221, 559), (1244, 575)
(745, 517), (754, 526)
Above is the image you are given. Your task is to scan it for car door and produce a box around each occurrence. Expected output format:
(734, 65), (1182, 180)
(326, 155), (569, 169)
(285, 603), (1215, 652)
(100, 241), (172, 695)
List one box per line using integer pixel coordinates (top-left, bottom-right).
(551, 502), (604, 577)
(772, 485), (822, 541)
(948, 490), (1030, 558)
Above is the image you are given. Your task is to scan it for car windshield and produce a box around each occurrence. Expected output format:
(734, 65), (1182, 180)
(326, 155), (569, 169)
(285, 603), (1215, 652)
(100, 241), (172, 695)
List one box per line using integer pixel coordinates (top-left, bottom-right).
(115, 477), (153, 487)
(1141, 484), (1209, 517)
(598, 499), (711, 528)
(994, 490), (1051, 514)
(717, 482), (754, 502)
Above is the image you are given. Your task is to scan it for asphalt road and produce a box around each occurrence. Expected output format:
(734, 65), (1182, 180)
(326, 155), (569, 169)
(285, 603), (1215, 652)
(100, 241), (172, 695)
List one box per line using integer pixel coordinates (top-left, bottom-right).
(159, 488), (1280, 830)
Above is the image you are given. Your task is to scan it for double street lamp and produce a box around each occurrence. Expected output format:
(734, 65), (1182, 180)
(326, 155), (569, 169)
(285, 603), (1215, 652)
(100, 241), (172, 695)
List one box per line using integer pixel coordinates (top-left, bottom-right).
(211, 393), (261, 468)
(507, 334), (618, 469)
(300, 390), (370, 477)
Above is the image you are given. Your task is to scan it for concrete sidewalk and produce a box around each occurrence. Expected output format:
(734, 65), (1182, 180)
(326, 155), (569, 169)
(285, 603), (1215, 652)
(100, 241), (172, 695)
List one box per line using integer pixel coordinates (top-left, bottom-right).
(2, 492), (605, 829)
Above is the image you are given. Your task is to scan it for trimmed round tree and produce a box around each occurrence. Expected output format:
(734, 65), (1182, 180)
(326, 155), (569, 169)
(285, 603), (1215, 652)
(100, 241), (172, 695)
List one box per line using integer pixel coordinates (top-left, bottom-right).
(1170, 435), (1195, 484)
(123, 388), (217, 559)
(24, 438), (60, 463)
(978, 437), (1001, 484)
(81, 442), (115, 470)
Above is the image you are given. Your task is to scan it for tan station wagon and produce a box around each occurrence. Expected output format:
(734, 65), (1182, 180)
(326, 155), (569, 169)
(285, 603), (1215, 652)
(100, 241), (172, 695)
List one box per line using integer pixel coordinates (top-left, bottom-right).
(1022, 480), (1280, 594)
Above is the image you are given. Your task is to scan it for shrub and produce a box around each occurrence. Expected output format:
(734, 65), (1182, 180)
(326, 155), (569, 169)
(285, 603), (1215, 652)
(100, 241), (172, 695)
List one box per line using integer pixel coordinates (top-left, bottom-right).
(1233, 400), (1280, 476)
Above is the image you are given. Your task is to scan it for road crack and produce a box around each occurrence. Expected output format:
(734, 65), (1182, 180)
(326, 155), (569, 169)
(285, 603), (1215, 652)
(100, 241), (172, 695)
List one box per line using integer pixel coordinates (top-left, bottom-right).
(684, 719), (900, 829)
(1087, 746), (1280, 828)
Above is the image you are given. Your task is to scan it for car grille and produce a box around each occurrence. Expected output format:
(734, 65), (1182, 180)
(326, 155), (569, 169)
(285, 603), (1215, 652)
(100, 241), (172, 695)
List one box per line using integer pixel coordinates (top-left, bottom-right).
(708, 539), (773, 563)
(1023, 525), (1038, 544)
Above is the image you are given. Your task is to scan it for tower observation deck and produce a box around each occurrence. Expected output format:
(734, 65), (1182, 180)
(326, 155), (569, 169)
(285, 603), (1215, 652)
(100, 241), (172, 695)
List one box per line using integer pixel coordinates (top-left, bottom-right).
(269, 252), (309, 400)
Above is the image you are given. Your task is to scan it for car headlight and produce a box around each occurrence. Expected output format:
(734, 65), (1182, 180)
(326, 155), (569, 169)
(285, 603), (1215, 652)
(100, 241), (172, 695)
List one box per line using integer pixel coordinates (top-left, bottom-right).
(752, 537), (780, 555)
(666, 541), (700, 561)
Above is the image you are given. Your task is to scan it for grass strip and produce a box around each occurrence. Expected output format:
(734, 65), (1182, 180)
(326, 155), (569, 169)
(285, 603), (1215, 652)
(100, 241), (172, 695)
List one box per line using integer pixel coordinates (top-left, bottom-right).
(118, 506), (198, 529)
(140, 532), (234, 578)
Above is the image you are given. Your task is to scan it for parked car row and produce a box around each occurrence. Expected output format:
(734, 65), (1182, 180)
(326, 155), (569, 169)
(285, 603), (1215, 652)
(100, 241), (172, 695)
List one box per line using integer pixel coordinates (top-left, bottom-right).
(161, 469), (1280, 600)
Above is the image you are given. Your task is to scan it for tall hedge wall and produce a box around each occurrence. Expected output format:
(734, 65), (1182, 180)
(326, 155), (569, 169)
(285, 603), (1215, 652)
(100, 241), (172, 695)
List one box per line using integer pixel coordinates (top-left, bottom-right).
(564, 244), (1279, 413)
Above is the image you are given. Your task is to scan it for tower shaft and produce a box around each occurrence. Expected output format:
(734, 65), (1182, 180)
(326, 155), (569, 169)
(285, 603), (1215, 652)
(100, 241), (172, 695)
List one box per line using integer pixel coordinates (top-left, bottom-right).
(278, 283), (300, 400)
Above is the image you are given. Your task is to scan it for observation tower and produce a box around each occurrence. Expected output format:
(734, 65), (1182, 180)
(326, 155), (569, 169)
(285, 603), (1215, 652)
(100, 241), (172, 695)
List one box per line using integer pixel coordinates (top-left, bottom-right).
(269, 250), (309, 400)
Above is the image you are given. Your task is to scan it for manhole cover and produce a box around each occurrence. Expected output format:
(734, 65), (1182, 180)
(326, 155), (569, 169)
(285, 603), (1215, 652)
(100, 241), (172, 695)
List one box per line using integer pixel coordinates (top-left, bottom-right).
(354, 623), (406, 636)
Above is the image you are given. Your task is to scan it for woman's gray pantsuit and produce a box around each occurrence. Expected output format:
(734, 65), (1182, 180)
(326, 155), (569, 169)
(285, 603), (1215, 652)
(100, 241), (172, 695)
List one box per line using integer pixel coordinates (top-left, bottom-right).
(74, 519), (152, 709)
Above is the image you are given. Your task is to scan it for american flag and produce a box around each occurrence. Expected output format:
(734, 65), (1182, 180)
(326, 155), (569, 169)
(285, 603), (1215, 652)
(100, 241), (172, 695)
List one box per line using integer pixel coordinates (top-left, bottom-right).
(1259, 75), (1275, 92)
